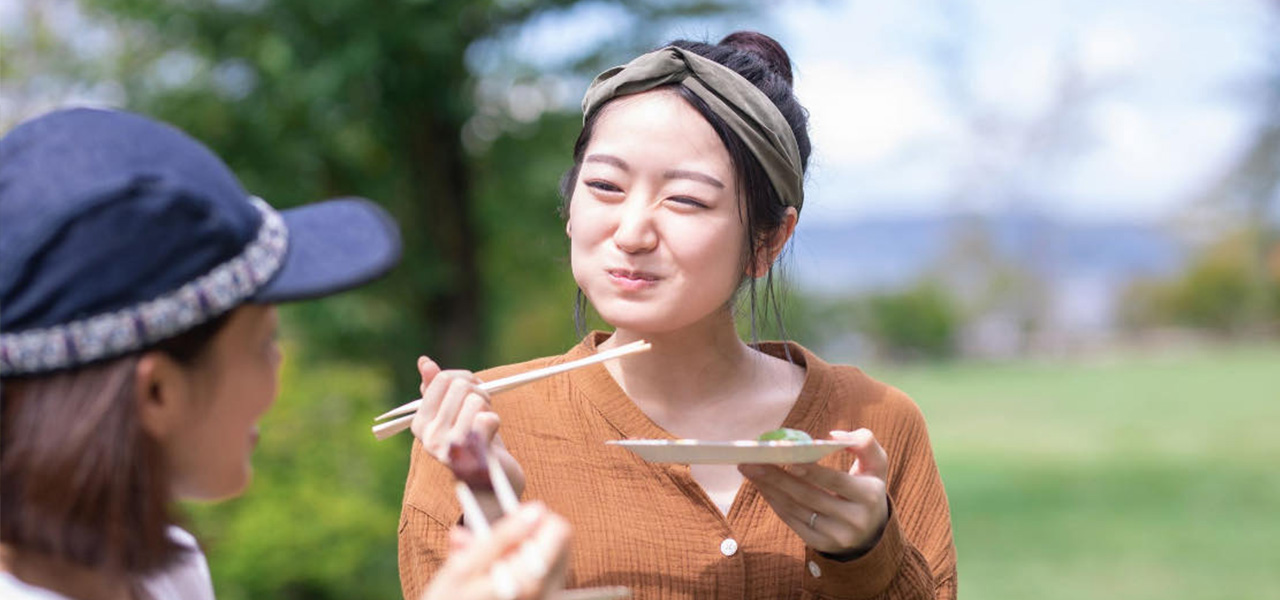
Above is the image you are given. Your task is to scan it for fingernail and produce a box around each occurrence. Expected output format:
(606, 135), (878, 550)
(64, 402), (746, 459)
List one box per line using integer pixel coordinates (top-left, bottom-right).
(739, 465), (761, 477)
(418, 356), (428, 368)
(829, 430), (849, 437)
(791, 465), (808, 476)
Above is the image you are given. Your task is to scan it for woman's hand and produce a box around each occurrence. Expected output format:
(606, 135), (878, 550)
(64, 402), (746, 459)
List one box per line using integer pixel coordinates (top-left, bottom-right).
(738, 428), (890, 556)
(421, 502), (571, 600)
(411, 356), (525, 499)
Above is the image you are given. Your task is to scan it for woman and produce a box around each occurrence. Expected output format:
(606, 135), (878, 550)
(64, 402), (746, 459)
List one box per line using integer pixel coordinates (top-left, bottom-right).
(0, 108), (569, 600)
(400, 32), (957, 599)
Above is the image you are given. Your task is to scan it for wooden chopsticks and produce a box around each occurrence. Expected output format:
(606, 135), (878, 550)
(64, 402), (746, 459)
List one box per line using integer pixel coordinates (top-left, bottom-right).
(372, 340), (651, 440)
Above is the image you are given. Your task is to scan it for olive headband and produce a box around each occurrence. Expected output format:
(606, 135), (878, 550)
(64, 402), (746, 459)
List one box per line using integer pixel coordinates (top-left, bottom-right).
(581, 46), (804, 211)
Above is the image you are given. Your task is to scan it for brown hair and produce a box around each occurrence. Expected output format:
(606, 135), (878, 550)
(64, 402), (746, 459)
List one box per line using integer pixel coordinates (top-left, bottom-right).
(1, 313), (229, 576)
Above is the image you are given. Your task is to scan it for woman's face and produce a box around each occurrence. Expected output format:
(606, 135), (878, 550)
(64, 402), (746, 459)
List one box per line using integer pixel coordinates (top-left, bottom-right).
(568, 90), (747, 334)
(164, 305), (281, 501)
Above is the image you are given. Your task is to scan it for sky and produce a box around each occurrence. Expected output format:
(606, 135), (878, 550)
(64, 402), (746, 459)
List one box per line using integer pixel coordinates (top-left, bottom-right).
(4, 0), (1275, 225)
(771, 0), (1276, 223)
(505, 0), (1276, 224)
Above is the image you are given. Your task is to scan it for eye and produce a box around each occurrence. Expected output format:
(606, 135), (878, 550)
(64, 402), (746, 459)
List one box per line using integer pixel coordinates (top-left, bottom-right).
(585, 180), (622, 193)
(669, 196), (709, 209)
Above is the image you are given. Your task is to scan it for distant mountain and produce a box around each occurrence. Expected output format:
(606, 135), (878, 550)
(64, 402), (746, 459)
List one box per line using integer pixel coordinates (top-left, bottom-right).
(788, 212), (1187, 295)
(785, 212), (1189, 336)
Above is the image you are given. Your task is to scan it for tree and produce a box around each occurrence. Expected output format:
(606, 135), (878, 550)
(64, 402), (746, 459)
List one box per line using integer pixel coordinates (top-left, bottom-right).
(64, 0), (755, 397)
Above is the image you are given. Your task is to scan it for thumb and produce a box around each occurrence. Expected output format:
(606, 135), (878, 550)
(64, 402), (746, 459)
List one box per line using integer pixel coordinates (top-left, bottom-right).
(831, 428), (889, 480)
(418, 356), (442, 387)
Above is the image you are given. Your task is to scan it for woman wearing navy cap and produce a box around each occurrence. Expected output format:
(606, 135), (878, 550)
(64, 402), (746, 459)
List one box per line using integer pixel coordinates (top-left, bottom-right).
(0, 108), (569, 600)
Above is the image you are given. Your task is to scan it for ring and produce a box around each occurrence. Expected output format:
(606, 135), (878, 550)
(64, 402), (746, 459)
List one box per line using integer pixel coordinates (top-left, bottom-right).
(808, 511), (819, 529)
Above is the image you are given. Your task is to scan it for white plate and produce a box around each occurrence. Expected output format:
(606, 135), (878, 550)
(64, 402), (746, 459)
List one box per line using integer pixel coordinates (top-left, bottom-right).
(607, 439), (855, 464)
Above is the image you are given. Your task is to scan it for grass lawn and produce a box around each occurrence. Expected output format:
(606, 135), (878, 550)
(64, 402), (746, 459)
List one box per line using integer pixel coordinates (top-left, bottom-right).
(862, 344), (1280, 600)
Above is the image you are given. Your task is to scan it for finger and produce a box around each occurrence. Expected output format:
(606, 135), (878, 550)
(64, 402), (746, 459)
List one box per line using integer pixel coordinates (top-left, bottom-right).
(740, 464), (849, 517)
(418, 356), (442, 396)
(447, 393), (490, 445)
(832, 428), (889, 479)
(422, 374), (478, 449)
(517, 513), (571, 598)
(747, 471), (840, 548)
(475, 411), (502, 444)
(446, 503), (546, 578)
(449, 526), (474, 554)
(789, 462), (883, 505)
(410, 389), (445, 448)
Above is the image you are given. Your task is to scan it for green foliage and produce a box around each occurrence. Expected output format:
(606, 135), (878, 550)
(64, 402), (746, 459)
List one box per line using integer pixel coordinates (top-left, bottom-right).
(1120, 235), (1280, 335)
(859, 282), (961, 361)
(74, 0), (757, 397)
(872, 344), (1280, 599)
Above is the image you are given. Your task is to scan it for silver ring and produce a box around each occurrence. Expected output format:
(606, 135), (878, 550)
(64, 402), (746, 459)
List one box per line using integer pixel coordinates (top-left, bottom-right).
(808, 511), (819, 529)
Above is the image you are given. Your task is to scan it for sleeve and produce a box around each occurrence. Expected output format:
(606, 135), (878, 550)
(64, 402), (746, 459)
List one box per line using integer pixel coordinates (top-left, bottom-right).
(801, 391), (958, 600)
(398, 442), (465, 600)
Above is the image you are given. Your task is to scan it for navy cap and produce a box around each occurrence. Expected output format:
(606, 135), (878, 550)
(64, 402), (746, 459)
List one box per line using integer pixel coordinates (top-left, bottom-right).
(0, 108), (402, 375)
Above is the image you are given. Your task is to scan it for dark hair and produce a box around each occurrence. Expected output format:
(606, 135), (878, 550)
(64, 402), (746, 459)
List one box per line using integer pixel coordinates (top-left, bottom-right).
(560, 31), (811, 344)
(0, 313), (229, 577)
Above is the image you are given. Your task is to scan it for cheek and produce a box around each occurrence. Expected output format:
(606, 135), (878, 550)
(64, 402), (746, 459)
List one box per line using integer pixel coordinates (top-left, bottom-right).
(671, 220), (747, 278)
(567, 202), (613, 265)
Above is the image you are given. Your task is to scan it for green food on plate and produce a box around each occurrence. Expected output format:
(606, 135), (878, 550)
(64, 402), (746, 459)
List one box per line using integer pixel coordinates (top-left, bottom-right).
(757, 427), (813, 442)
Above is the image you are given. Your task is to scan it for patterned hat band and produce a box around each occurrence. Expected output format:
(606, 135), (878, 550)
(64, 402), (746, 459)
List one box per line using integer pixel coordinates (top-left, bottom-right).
(0, 197), (289, 376)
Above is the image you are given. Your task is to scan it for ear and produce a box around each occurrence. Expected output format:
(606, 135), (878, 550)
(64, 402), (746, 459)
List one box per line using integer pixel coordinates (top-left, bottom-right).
(135, 350), (194, 440)
(565, 220), (573, 238)
(747, 207), (799, 278)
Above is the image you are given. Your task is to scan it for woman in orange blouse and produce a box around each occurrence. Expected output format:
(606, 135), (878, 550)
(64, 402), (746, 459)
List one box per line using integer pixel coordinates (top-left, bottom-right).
(400, 31), (957, 599)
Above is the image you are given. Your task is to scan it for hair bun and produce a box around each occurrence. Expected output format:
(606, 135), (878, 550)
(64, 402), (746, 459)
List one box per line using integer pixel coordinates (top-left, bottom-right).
(719, 31), (794, 86)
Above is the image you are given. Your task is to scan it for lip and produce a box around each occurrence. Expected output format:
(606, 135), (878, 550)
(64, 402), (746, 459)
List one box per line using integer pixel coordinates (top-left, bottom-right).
(606, 268), (660, 291)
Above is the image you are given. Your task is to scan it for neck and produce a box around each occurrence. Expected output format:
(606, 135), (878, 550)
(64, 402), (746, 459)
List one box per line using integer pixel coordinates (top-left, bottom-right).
(0, 545), (135, 600)
(600, 309), (793, 433)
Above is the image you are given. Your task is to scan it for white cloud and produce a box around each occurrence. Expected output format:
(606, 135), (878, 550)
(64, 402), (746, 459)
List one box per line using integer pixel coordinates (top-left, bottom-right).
(799, 60), (957, 166)
(1053, 102), (1251, 214)
(776, 0), (1273, 222)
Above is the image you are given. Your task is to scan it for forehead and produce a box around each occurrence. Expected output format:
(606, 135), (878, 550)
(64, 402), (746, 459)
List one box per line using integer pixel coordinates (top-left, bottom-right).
(586, 90), (730, 169)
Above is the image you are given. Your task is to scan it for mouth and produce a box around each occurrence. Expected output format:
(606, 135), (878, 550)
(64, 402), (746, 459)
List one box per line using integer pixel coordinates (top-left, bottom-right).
(606, 268), (659, 281)
(606, 268), (660, 291)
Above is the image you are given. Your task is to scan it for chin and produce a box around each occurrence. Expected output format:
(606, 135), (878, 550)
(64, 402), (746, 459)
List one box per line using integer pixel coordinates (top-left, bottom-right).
(596, 307), (683, 334)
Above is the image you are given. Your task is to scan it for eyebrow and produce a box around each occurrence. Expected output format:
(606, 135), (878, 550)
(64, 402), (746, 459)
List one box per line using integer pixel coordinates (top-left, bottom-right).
(584, 154), (628, 169)
(584, 154), (725, 189)
(663, 168), (724, 189)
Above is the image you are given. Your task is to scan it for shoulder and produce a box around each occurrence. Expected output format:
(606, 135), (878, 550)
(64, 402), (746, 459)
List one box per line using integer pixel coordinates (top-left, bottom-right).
(0, 573), (74, 600)
(137, 528), (216, 600)
(475, 354), (562, 382)
(798, 346), (930, 435)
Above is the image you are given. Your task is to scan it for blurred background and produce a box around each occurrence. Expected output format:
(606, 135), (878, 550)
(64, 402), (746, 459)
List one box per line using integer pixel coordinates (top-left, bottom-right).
(2, 0), (1278, 598)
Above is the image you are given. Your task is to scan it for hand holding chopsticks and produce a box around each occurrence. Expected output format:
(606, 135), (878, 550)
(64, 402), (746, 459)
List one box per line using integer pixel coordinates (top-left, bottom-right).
(372, 340), (651, 441)
(443, 432), (629, 600)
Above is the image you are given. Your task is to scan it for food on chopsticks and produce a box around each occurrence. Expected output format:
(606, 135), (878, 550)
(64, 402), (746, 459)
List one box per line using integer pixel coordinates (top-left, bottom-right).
(757, 427), (813, 442)
(447, 430), (494, 492)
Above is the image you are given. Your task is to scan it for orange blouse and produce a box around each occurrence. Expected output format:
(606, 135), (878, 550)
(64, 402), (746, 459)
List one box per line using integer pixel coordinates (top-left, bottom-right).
(399, 333), (957, 599)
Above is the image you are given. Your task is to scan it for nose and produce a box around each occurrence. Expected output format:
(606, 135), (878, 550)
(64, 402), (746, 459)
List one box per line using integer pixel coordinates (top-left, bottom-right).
(612, 196), (658, 254)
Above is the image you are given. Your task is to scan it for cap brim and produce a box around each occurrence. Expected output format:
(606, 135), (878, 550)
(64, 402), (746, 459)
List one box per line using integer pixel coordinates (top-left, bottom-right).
(251, 198), (402, 303)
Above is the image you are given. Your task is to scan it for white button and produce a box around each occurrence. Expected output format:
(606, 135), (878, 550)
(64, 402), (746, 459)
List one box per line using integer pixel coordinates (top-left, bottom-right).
(720, 538), (738, 557)
(808, 560), (822, 578)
